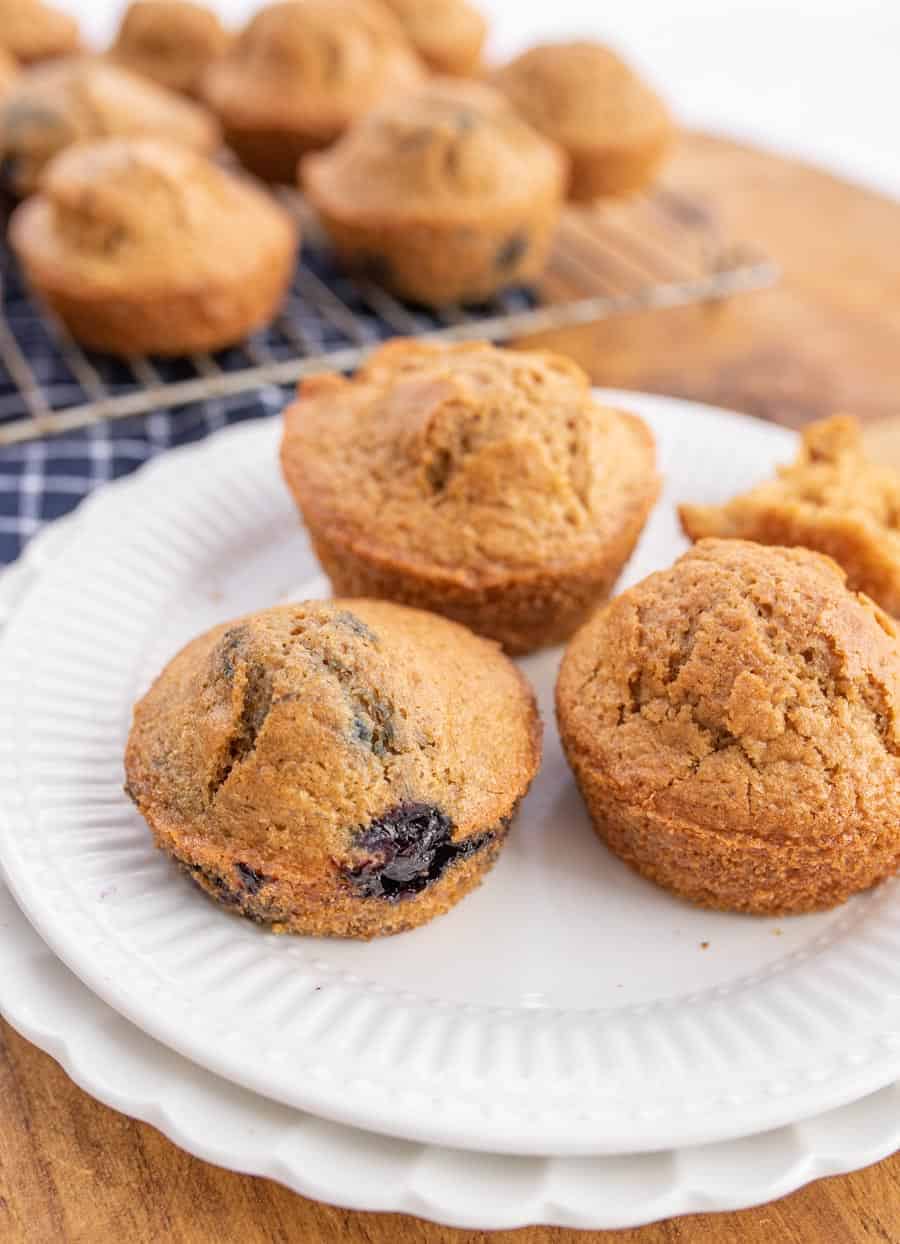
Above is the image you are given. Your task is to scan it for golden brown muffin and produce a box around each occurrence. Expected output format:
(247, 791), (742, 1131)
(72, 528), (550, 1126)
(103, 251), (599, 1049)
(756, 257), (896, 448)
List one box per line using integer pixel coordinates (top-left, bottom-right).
(202, 0), (424, 184)
(557, 539), (900, 915)
(125, 600), (541, 939)
(0, 49), (18, 101)
(109, 1), (231, 98)
(0, 58), (220, 196)
(379, 0), (486, 76)
(302, 78), (567, 306)
(493, 42), (673, 200)
(10, 136), (298, 356)
(680, 417), (900, 619)
(281, 340), (659, 654)
(0, 0), (79, 66)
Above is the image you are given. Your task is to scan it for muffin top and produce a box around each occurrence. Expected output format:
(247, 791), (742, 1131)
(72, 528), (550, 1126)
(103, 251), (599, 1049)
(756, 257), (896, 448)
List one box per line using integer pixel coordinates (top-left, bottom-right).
(125, 599), (540, 884)
(10, 136), (297, 293)
(0, 0), (79, 65)
(110, 1), (231, 96)
(379, 0), (486, 75)
(493, 41), (670, 151)
(0, 58), (220, 195)
(302, 79), (567, 221)
(281, 339), (658, 585)
(203, 0), (423, 137)
(557, 539), (900, 844)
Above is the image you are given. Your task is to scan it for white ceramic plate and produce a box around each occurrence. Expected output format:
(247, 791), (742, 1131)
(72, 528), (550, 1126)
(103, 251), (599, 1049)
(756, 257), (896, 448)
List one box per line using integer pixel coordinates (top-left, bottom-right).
(3, 393), (900, 1157)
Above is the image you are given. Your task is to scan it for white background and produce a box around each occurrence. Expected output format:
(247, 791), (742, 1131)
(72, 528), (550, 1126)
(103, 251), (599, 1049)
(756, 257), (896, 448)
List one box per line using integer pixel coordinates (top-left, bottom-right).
(55, 0), (900, 198)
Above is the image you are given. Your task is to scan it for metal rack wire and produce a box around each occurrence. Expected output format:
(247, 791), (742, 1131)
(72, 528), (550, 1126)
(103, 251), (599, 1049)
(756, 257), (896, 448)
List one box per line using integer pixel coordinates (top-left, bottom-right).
(0, 186), (778, 445)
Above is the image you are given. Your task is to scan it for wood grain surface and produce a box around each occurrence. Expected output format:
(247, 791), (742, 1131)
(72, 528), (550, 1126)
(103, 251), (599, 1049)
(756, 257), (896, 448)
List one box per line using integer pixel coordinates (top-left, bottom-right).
(4, 130), (900, 1243)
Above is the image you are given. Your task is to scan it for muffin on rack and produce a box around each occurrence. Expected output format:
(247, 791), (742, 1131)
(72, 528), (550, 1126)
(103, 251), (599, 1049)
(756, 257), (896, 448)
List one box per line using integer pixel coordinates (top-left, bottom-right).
(557, 539), (900, 914)
(9, 136), (298, 356)
(0, 58), (220, 197)
(202, 0), (424, 184)
(281, 339), (659, 654)
(680, 417), (900, 619)
(125, 600), (541, 938)
(109, 1), (231, 98)
(0, 0), (80, 67)
(379, 0), (486, 77)
(302, 79), (567, 306)
(493, 42), (673, 200)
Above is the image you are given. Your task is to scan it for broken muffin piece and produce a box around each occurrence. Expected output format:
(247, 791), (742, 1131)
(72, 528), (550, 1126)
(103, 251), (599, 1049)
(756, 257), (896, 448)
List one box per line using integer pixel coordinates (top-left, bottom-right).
(680, 416), (900, 617)
(124, 600), (541, 939)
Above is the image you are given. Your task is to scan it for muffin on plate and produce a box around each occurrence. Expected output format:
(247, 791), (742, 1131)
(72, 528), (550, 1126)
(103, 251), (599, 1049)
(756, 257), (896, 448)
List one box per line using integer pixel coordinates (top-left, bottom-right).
(9, 136), (298, 356)
(124, 600), (541, 939)
(0, 58), (220, 197)
(281, 339), (659, 653)
(302, 78), (567, 306)
(379, 0), (486, 77)
(202, 0), (424, 184)
(493, 42), (673, 200)
(557, 538), (900, 915)
(109, 1), (231, 98)
(0, 0), (80, 66)
(680, 417), (900, 619)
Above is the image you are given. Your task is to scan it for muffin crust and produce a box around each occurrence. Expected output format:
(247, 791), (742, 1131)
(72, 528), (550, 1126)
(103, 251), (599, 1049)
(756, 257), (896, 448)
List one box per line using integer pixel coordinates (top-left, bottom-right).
(380, 0), (486, 76)
(110, 1), (231, 98)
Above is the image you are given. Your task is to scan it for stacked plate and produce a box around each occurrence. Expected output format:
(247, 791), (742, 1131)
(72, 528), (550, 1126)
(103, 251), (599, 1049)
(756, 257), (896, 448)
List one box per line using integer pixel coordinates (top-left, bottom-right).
(3, 393), (900, 1231)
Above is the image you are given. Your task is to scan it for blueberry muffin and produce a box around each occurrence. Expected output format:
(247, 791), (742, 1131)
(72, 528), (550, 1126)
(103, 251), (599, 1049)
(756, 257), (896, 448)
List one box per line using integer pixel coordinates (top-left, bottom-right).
(302, 79), (567, 306)
(281, 340), (659, 654)
(202, 0), (424, 184)
(380, 0), (486, 77)
(493, 42), (673, 200)
(0, 58), (220, 197)
(10, 136), (298, 356)
(125, 600), (541, 938)
(0, 0), (80, 67)
(680, 417), (900, 619)
(557, 539), (900, 914)
(109, 1), (231, 98)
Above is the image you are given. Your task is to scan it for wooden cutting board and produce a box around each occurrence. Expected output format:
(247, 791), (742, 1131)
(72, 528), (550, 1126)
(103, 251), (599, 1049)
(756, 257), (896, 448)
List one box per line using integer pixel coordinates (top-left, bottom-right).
(4, 130), (900, 1244)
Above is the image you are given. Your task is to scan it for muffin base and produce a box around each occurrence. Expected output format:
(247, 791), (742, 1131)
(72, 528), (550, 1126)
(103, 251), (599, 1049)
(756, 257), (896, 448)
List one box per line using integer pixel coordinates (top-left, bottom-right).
(308, 199), (560, 307)
(560, 748), (900, 915)
(224, 121), (334, 184)
(152, 812), (514, 939)
(566, 127), (673, 200)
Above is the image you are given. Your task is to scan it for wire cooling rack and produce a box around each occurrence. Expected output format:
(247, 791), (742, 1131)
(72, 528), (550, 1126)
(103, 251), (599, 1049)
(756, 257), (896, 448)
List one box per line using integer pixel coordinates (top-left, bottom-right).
(0, 187), (778, 445)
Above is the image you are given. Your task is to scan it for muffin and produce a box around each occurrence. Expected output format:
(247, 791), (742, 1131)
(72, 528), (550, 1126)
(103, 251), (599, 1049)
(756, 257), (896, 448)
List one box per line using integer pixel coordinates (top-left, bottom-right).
(109, 1), (231, 98)
(680, 417), (900, 619)
(493, 42), (673, 200)
(202, 0), (424, 184)
(0, 50), (18, 102)
(379, 0), (486, 76)
(302, 79), (567, 306)
(557, 539), (900, 915)
(9, 136), (298, 356)
(124, 600), (541, 938)
(0, 58), (220, 197)
(281, 340), (659, 654)
(0, 0), (79, 66)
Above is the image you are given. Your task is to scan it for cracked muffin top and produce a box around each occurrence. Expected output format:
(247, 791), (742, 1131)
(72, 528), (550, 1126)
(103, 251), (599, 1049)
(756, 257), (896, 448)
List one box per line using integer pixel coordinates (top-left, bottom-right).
(203, 0), (423, 140)
(10, 136), (296, 292)
(302, 78), (565, 219)
(379, 0), (486, 76)
(0, 0), (79, 65)
(281, 339), (658, 584)
(0, 58), (220, 196)
(557, 538), (900, 847)
(493, 42), (670, 152)
(124, 600), (540, 885)
(109, 1), (231, 96)
(680, 417), (900, 618)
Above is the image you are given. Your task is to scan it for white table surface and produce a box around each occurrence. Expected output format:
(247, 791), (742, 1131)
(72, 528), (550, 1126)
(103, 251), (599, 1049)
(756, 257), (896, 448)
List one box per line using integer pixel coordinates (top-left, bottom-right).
(55, 1), (900, 199)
